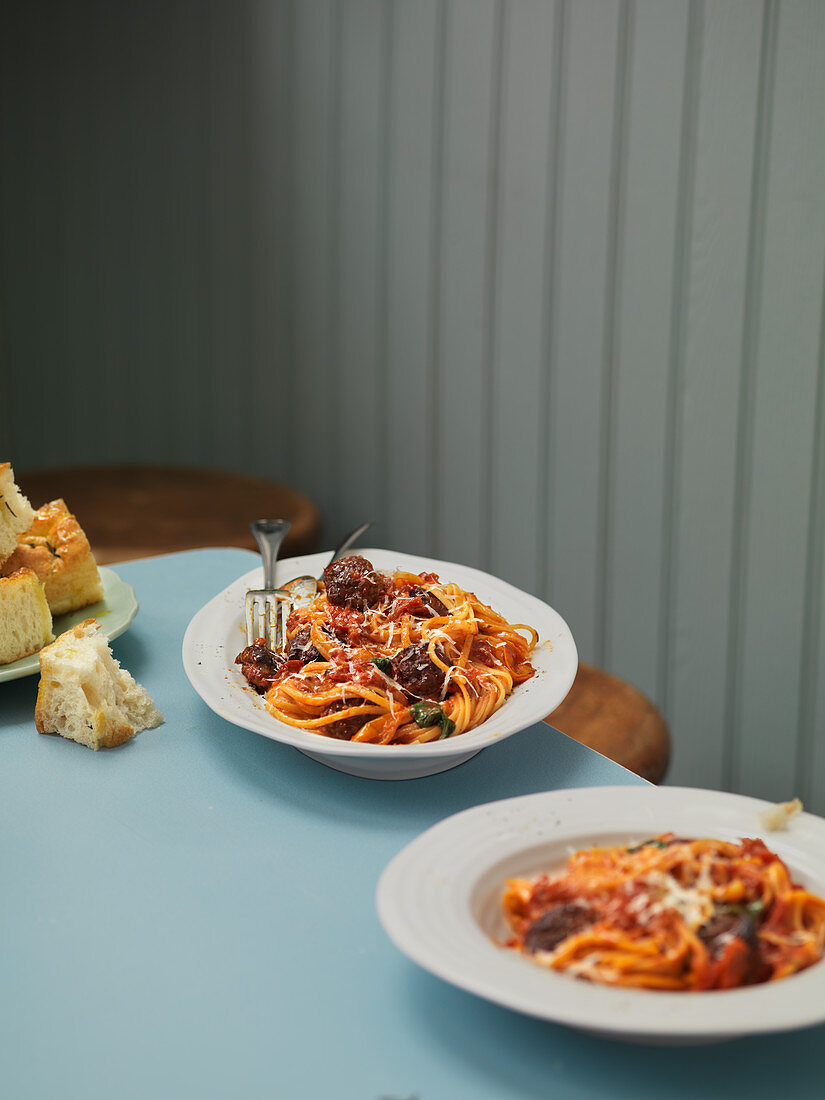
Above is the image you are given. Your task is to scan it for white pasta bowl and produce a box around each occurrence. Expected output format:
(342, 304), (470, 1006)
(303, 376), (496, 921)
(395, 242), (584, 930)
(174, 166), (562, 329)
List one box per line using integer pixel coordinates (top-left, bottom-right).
(182, 548), (578, 780)
(376, 787), (825, 1042)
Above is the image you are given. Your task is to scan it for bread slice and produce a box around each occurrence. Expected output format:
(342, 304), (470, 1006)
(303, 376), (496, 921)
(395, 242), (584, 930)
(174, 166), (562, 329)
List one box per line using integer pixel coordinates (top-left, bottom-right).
(1, 498), (104, 615)
(0, 462), (36, 564)
(35, 619), (164, 749)
(0, 567), (55, 664)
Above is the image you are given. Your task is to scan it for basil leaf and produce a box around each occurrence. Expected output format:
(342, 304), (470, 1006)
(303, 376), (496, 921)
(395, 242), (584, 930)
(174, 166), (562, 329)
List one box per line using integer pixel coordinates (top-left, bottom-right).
(411, 700), (454, 739)
(438, 715), (456, 740)
(720, 900), (765, 921)
(371, 656), (392, 674)
(626, 838), (668, 853)
(411, 701), (441, 726)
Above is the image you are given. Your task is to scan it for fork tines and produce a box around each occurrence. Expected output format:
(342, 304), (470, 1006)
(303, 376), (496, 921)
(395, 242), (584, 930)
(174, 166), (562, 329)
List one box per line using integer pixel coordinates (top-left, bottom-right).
(244, 588), (291, 651)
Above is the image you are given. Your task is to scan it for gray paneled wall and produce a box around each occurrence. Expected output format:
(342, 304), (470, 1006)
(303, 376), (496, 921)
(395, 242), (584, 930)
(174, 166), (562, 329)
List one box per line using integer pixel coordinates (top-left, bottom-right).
(2, 1), (824, 811)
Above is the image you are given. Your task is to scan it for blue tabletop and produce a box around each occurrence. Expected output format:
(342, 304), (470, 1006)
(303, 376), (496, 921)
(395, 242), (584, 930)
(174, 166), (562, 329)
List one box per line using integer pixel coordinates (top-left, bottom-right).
(2, 548), (823, 1099)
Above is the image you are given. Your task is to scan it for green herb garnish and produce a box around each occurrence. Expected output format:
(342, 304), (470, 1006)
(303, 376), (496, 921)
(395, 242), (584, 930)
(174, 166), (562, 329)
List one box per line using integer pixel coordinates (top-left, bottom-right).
(719, 900), (765, 921)
(411, 700), (455, 740)
(371, 656), (392, 674)
(626, 838), (669, 853)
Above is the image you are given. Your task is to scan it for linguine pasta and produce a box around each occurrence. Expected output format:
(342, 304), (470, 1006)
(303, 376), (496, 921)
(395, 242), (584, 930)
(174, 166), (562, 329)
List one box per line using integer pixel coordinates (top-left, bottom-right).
(502, 833), (825, 991)
(236, 555), (537, 745)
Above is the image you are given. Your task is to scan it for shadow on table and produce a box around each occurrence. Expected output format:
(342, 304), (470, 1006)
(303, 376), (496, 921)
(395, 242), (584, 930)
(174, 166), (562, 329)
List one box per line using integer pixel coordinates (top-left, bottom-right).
(196, 712), (642, 834)
(401, 966), (825, 1100)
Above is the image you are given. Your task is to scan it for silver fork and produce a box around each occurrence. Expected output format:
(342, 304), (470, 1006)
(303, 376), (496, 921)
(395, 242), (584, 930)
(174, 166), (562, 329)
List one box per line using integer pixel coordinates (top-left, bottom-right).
(245, 519), (291, 649)
(245, 518), (374, 652)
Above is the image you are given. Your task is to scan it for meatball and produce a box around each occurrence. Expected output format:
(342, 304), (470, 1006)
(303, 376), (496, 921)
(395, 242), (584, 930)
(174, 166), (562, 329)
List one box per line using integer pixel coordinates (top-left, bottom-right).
(322, 701), (366, 740)
(698, 909), (758, 957)
(407, 585), (448, 617)
(523, 903), (597, 954)
(323, 555), (386, 609)
(286, 627), (322, 665)
(391, 641), (448, 699)
(235, 641), (285, 693)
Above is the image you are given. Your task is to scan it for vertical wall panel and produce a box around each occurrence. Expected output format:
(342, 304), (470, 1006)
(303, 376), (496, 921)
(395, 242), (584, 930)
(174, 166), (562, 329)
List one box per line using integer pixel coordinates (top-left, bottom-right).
(201, 2), (254, 469)
(0, 0), (10, 449)
(96, 4), (130, 457)
(666, 1), (764, 789)
(733, 0), (825, 800)
(288, 0), (339, 529)
(434, 0), (498, 570)
(384, 1), (442, 557)
(144, 0), (209, 465)
(111, 4), (167, 459)
(807, 340), (825, 811)
(811, 617), (825, 813)
(1, 4), (71, 469)
(248, 0), (292, 479)
(547, 0), (623, 659)
(335, 1), (388, 539)
(489, 0), (558, 593)
(57, 3), (102, 460)
(605, 0), (689, 701)
(119, 3), (172, 460)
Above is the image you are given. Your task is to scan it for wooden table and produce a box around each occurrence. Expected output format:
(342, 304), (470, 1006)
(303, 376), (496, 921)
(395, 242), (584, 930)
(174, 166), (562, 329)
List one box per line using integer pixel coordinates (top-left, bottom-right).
(545, 661), (670, 784)
(17, 464), (322, 565)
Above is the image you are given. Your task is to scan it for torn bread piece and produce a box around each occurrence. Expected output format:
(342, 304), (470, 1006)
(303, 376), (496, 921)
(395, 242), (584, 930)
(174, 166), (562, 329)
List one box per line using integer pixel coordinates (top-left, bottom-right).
(0, 462), (36, 564)
(1, 498), (104, 614)
(0, 567), (54, 664)
(759, 797), (803, 831)
(35, 619), (164, 749)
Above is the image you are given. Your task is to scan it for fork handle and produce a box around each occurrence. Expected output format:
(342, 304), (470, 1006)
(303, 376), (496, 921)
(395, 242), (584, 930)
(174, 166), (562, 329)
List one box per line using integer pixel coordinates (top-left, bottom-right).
(329, 520), (374, 564)
(250, 519), (291, 588)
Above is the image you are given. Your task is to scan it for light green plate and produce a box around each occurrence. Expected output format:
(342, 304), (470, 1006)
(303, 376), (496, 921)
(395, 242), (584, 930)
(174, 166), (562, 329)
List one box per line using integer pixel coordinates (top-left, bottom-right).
(0, 566), (138, 682)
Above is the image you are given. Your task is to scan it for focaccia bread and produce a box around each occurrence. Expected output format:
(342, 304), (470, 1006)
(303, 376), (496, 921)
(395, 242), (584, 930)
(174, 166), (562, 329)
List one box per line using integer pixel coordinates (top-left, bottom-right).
(0, 462), (36, 564)
(36, 619), (164, 750)
(1, 498), (104, 615)
(0, 567), (54, 664)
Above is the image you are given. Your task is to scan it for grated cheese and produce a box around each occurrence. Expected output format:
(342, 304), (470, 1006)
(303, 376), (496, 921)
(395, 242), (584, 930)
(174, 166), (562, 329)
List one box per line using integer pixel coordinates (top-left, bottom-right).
(637, 871), (715, 929)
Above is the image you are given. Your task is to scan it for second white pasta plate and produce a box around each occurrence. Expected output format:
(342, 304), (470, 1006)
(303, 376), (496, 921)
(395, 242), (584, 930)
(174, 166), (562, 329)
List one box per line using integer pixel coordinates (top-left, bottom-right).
(181, 548), (577, 779)
(376, 786), (825, 1043)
